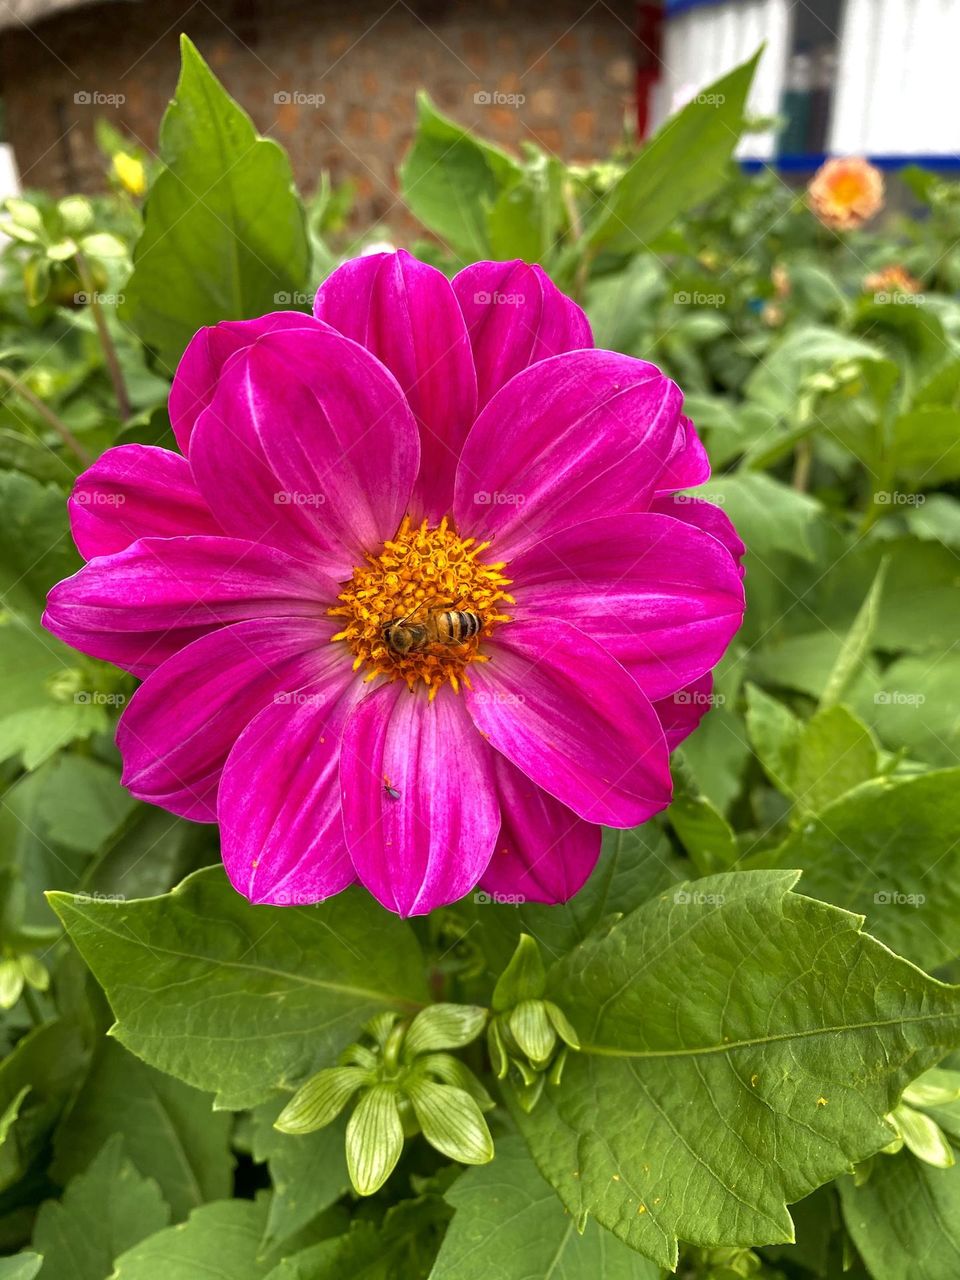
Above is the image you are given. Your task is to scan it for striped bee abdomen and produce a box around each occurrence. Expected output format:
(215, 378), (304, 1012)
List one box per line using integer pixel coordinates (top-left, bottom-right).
(436, 610), (483, 644)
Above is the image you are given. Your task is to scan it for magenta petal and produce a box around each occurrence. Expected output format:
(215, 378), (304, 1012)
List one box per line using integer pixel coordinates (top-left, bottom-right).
(655, 415), (711, 493)
(452, 260), (592, 409)
(190, 327), (419, 573)
(508, 512), (745, 701)
(480, 754), (601, 904)
(219, 659), (366, 903)
(42, 536), (329, 676)
(651, 493), (746, 572)
(654, 673), (716, 751)
(116, 617), (337, 821)
(340, 683), (499, 917)
(464, 619), (672, 827)
(168, 311), (325, 455)
(314, 251), (477, 520)
(69, 445), (221, 559)
(453, 351), (681, 560)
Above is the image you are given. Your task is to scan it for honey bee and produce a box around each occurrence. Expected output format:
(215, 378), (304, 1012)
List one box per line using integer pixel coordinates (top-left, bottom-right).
(382, 602), (483, 655)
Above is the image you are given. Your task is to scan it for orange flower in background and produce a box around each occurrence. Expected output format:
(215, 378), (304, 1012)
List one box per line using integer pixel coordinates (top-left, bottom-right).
(863, 264), (921, 295)
(808, 157), (884, 230)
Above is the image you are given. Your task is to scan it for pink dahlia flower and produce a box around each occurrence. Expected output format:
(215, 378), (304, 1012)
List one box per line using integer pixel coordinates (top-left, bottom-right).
(43, 253), (745, 916)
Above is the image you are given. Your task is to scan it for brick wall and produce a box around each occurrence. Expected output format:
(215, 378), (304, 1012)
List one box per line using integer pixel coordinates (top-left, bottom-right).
(0, 0), (637, 231)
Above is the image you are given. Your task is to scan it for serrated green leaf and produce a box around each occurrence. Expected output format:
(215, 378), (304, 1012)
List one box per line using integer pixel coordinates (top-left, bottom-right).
(121, 36), (309, 369)
(51, 1039), (232, 1221)
(48, 867), (428, 1109)
(763, 770), (960, 969)
(511, 869), (960, 1269)
(346, 1084), (403, 1196)
(402, 1003), (487, 1058)
(112, 1198), (271, 1280)
(404, 1078), (493, 1166)
(32, 1135), (170, 1280)
(431, 1134), (658, 1279)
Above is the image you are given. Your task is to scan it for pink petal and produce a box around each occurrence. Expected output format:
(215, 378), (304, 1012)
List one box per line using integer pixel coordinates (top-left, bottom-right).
(117, 617), (337, 821)
(654, 673), (716, 751)
(452, 261), (592, 409)
(655, 415), (711, 493)
(508, 512), (745, 701)
(42, 536), (330, 677)
(651, 494), (746, 572)
(219, 655), (367, 903)
(479, 754), (601, 904)
(190, 327), (420, 575)
(168, 312), (325, 455)
(314, 251), (477, 521)
(464, 618), (672, 827)
(340, 682), (500, 917)
(69, 445), (221, 559)
(453, 351), (681, 560)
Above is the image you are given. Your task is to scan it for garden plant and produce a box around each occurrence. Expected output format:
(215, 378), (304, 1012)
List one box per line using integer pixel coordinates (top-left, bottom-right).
(0, 35), (959, 1280)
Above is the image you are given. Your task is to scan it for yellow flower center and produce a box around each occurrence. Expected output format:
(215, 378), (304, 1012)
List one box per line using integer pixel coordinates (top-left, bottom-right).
(330, 515), (513, 697)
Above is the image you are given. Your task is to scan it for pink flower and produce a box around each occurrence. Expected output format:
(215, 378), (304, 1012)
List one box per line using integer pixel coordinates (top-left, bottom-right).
(44, 253), (745, 916)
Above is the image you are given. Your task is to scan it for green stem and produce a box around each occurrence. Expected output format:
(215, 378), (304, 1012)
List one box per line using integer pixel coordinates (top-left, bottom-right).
(0, 367), (93, 465)
(21, 985), (44, 1027)
(75, 250), (131, 421)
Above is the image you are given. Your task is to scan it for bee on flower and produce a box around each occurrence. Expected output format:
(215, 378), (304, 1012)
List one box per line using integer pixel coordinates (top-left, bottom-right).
(44, 253), (745, 918)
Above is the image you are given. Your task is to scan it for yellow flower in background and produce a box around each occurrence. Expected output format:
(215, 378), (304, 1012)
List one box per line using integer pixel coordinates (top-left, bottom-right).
(808, 157), (884, 231)
(863, 264), (921, 295)
(112, 152), (146, 198)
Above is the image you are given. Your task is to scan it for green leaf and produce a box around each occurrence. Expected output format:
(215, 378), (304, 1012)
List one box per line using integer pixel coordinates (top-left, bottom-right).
(668, 763), (739, 875)
(820, 558), (888, 709)
(431, 1134), (658, 1279)
(122, 36), (309, 370)
(583, 53), (759, 253)
(0, 1257), (43, 1280)
(403, 1004), (487, 1058)
(492, 934), (546, 1010)
(274, 1067), (370, 1135)
(508, 1000), (557, 1066)
(698, 473), (824, 564)
(345, 1084), (403, 1196)
(511, 869), (960, 1269)
(252, 1097), (349, 1249)
(0, 472), (80, 612)
(112, 1198), (271, 1280)
(399, 93), (521, 259)
(403, 1077), (493, 1166)
(892, 1104), (955, 1167)
(862, 653), (960, 766)
(890, 407), (960, 487)
(839, 1153), (960, 1280)
(790, 705), (879, 816)
(763, 770), (960, 969)
(744, 683), (801, 793)
(32, 1135), (170, 1280)
(51, 1039), (232, 1221)
(48, 867), (428, 1109)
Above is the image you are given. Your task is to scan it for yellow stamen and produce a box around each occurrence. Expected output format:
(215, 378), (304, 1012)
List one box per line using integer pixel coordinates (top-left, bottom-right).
(330, 515), (512, 692)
